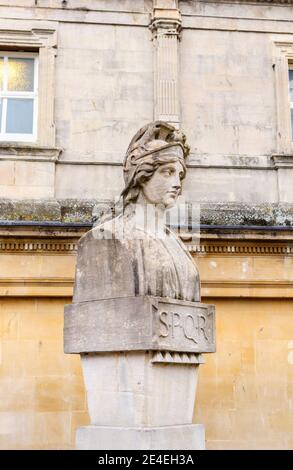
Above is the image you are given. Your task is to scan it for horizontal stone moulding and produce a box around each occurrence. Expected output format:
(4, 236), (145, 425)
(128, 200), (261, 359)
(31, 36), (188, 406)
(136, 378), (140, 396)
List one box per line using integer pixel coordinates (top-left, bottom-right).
(188, 243), (293, 254)
(0, 144), (62, 162)
(64, 295), (216, 354)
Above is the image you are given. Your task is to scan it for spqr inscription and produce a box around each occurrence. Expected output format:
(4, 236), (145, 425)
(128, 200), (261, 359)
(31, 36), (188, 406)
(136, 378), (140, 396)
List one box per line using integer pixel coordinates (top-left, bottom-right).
(159, 310), (210, 344)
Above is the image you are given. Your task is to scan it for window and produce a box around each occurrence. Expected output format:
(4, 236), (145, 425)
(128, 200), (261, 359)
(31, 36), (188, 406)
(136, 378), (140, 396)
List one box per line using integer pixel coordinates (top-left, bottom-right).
(0, 52), (38, 142)
(289, 66), (293, 142)
(273, 41), (293, 154)
(0, 25), (57, 149)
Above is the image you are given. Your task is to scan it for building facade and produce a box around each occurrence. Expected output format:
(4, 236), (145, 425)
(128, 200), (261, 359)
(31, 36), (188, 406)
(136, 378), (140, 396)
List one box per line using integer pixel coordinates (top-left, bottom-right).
(0, 0), (293, 449)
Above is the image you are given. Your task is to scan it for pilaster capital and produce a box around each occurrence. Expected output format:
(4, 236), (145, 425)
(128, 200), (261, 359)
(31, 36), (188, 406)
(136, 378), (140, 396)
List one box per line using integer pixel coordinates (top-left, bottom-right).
(150, 18), (182, 39)
(150, 0), (182, 38)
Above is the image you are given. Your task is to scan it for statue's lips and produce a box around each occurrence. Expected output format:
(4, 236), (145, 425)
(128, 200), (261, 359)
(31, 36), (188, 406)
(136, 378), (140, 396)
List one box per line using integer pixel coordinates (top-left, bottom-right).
(167, 191), (179, 196)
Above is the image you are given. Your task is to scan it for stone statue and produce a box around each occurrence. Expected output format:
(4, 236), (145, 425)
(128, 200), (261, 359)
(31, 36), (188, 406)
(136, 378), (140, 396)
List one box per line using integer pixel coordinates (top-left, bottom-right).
(64, 121), (215, 450)
(73, 121), (200, 304)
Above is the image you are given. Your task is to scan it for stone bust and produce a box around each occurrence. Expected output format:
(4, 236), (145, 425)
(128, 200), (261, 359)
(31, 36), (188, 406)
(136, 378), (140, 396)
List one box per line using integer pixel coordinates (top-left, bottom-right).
(73, 121), (200, 304)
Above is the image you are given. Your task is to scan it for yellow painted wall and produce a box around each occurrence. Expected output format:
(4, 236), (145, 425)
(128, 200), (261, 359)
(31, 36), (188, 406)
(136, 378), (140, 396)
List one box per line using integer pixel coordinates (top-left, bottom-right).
(196, 297), (293, 450)
(0, 297), (89, 450)
(1, 296), (292, 449)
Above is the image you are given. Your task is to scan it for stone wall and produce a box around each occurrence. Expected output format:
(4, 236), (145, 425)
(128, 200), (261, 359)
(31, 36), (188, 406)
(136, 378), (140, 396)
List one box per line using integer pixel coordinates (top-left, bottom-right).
(0, 0), (292, 202)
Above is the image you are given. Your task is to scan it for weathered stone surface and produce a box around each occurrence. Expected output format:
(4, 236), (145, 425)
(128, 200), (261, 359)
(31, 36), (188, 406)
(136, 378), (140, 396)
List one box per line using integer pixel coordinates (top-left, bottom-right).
(0, 199), (60, 222)
(184, 168), (278, 204)
(277, 169), (293, 203)
(64, 296), (215, 354)
(56, 164), (280, 203)
(0, 161), (56, 199)
(1, 199), (293, 228)
(80, 351), (201, 428)
(56, 22), (153, 163)
(200, 202), (293, 227)
(55, 164), (123, 200)
(58, 199), (98, 224)
(0, 144), (61, 160)
(76, 424), (205, 450)
(72, 217), (200, 303)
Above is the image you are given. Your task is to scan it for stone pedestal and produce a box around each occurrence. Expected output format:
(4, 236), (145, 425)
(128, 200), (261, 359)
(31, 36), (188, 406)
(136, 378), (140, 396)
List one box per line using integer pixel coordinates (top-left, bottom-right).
(64, 296), (215, 450)
(77, 425), (205, 450)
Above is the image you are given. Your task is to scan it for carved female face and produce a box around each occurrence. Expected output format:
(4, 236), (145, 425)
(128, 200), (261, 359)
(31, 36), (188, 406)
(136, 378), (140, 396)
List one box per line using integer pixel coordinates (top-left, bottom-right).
(140, 147), (185, 209)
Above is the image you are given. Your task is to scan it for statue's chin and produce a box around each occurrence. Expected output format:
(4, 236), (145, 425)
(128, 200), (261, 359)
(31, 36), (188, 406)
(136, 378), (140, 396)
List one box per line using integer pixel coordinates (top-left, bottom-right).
(140, 196), (178, 210)
(164, 197), (178, 209)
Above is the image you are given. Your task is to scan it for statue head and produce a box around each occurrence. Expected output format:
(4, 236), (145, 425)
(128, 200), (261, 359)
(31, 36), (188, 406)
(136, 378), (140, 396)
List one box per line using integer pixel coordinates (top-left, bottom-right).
(121, 121), (190, 209)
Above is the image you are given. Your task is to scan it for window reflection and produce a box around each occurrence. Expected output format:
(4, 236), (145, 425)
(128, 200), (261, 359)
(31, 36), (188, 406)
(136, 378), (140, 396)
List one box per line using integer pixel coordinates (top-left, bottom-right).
(8, 58), (34, 92)
(6, 98), (34, 134)
(289, 69), (293, 142)
(0, 54), (37, 140)
(0, 58), (3, 91)
(289, 69), (293, 100)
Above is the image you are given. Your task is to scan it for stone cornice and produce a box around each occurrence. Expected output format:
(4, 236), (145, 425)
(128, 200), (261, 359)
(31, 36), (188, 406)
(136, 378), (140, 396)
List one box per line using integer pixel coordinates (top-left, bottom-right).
(188, 240), (293, 255)
(0, 234), (292, 255)
(272, 154), (293, 168)
(200, 0), (293, 4)
(0, 144), (62, 162)
(0, 24), (57, 49)
(0, 200), (293, 228)
(0, 239), (78, 253)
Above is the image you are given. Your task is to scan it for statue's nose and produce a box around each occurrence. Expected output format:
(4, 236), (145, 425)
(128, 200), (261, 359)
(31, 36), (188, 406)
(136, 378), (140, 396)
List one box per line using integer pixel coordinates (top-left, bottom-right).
(173, 176), (181, 189)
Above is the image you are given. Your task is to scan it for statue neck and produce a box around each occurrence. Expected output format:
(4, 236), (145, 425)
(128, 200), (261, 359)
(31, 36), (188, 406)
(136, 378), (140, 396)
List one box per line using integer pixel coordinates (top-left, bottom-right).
(124, 194), (167, 235)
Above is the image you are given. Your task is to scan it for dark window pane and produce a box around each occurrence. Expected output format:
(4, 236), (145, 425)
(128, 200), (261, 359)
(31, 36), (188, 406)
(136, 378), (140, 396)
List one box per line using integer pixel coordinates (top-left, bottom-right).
(0, 58), (3, 91)
(289, 69), (293, 101)
(6, 98), (34, 134)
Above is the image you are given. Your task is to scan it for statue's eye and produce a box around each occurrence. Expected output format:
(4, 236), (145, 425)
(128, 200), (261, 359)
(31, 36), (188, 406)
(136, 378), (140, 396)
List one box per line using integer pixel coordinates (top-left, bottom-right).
(161, 167), (173, 176)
